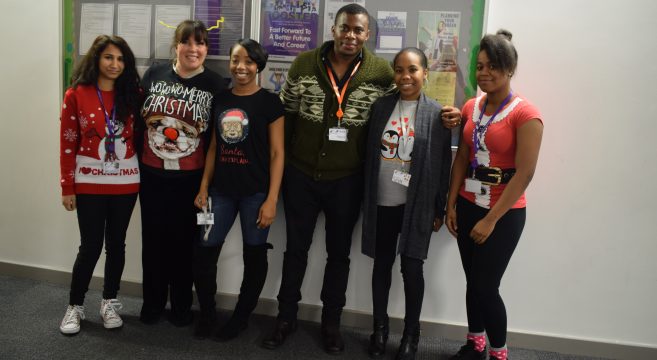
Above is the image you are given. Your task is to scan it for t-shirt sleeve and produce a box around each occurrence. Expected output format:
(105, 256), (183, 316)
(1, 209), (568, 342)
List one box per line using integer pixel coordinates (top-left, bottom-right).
(511, 101), (542, 129)
(461, 98), (475, 125)
(60, 88), (80, 196)
(265, 91), (285, 124)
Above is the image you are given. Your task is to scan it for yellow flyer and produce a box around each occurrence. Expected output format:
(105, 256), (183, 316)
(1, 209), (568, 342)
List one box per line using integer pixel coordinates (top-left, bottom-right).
(425, 71), (456, 107)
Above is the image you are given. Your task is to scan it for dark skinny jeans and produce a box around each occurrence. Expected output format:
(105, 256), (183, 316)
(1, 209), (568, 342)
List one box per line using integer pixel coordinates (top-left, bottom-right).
(371, 205), (424, 333)
(456, 196), (526, 348)
(69, 193), (137, 305)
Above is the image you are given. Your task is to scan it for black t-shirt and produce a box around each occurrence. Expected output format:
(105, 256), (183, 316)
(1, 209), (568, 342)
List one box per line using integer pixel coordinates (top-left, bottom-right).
(211, 88), (284, 195)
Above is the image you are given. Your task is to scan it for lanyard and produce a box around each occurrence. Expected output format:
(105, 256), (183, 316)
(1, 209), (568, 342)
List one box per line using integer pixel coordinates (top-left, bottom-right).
(202, 197), (213, 241)
(326, 61), (361, 126)
(471, 92), (513, 170)
(397, 99), (418, 169)
(95, 86), (117, 160)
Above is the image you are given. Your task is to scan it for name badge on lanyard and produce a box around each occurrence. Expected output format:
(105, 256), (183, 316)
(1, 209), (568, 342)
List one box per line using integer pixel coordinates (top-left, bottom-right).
(197, 198), (215, 225)
(103, 161), (120, 174)
(326, 61), (360, 142)
(392, 169), (411, 187)
(328, 127), (348, 142)
(96, 86), (119, 174)
(464, 178), (482, 193)
(466, 92), (513, 193)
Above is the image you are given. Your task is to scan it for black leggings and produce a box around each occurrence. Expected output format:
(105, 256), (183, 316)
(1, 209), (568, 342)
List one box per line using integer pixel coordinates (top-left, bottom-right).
(371, 205), (424, 332)
(456, 196), (525, 348)
(69, 193), (138, 305)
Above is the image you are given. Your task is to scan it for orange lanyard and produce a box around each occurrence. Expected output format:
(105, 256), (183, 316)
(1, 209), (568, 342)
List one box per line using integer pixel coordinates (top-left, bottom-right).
(326, 61), (361, 125)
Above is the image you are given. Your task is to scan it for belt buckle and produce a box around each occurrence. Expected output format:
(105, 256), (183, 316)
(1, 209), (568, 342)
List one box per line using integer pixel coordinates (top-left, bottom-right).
(482, 166), (502, 185)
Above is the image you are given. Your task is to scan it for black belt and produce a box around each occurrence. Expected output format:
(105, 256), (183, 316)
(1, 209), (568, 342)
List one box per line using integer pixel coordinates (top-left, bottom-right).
(467, 166), (516, 185)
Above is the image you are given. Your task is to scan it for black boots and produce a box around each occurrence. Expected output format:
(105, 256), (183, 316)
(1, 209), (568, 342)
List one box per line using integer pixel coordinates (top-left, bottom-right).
(368, 318), (389, 358)
(321, 322), (345, 355)
(262, 318), (298, 349)
(395, 327), (420, 360)
(214, 243), (272, 341)
(192, 244), (222, 338)
(193, 307), (216, 339)
(193, 242), (271, 341)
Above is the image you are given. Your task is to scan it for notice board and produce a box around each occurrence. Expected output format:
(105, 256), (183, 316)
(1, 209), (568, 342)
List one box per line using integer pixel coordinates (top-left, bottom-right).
(63, 0), (486, 129)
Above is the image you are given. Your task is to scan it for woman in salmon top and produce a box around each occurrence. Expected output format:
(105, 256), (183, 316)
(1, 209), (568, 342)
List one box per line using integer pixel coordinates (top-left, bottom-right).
(446, 29), (544, 360)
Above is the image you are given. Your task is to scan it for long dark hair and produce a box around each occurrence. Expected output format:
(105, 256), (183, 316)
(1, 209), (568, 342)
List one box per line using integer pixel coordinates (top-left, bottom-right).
(70, 35), (140, 124)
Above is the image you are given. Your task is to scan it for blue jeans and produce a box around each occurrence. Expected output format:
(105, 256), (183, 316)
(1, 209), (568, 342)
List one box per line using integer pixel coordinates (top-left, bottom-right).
(200, 192), (270, 247)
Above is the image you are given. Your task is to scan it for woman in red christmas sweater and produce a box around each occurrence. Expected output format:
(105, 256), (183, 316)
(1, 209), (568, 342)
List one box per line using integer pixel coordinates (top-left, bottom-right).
(59, 35), (141, 335)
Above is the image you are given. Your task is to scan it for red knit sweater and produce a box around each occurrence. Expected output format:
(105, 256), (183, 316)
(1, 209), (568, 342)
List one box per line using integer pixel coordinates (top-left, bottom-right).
(59, 84), (140, 196)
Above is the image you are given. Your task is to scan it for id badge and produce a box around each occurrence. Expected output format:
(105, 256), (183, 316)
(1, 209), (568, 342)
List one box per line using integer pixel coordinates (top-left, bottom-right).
(103, 161), (119, 174)
(392, 169), (411, 187)
(465, 178), (482, 193)
(197, 212), (214, 225)
(328, 127), (348, 142)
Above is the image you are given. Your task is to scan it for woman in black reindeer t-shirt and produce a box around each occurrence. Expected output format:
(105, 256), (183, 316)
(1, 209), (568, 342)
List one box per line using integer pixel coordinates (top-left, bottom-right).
(192, 38), (285, 341)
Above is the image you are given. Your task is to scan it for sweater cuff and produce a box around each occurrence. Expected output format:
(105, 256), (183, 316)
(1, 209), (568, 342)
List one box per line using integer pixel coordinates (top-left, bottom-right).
(61, 185), (75, 196)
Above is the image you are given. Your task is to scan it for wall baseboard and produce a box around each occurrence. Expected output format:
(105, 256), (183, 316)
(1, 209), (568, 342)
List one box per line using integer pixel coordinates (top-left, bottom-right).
(1, 261), (654, 360)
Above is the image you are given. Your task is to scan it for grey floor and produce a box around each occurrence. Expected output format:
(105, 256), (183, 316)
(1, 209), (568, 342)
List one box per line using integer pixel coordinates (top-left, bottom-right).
(0, 275), (608, 360)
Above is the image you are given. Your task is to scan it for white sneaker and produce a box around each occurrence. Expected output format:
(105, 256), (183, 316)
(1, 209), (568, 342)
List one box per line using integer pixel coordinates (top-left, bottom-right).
(60, 305), (85, 334)
(100, 299), (123, 329)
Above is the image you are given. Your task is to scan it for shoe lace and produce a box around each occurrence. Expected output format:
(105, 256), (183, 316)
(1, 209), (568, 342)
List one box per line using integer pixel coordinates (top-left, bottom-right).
(103, 299), (123, 320)
(63, 305), (85, 325)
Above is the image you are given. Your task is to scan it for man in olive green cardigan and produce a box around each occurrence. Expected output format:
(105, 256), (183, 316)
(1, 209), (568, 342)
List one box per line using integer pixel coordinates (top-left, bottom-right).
(262, 4), (394, 355)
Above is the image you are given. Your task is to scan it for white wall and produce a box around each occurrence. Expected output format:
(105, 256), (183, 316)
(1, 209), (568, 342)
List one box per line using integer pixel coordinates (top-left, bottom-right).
(1, 0), (656, 350)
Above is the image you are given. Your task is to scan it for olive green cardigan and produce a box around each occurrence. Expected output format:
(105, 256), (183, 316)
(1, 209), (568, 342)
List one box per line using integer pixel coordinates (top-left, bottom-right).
(280, 41), (395, 181)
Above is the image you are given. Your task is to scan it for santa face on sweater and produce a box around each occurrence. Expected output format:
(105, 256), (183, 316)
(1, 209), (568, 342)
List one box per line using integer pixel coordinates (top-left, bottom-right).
(147, 115), (199, 160)
(219, 109), (249, 144)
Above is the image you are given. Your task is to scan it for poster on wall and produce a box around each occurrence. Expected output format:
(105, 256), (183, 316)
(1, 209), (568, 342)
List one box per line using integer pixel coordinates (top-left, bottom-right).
(79, 3), (114, 55)
(260, 62), (291, 93)
(260, 0), (320, 61)
(418, 11), (461, 107)
(118, 5), (152, 59)
(417, 11), (461, 72)
(323, 0), (365, 42)
(425, 72), (456, 107)
(195, 0), (246, 59)
(154, 5), (191, 59)
(375, 11), (406, 54)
